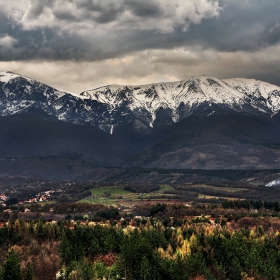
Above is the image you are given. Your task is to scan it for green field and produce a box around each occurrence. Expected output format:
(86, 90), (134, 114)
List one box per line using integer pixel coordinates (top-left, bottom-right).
(80, 186), (136, 205)
(80, 185), (177, 205)
(79, 183), (256, 205)
(158, 184), (175, 192)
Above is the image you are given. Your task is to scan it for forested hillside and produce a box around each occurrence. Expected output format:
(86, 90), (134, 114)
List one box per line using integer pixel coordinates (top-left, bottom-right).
(0, 202), (280, 279)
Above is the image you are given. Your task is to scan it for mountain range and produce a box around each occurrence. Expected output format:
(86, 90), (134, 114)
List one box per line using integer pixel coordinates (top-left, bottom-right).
(1, 71), (280, 180)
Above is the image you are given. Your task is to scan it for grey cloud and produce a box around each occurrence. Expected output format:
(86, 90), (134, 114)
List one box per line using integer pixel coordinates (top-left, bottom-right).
(75, 0), (119, 12)
(0, 0), (220, 61)
(68, 0), (125, 23)
(215, 0), (280, 51)
(74, 0), (162, 21)
(24, 0), (54, 19)
(158, 0), (279, 53)
(0, 34), (17, 48)
(125, 0), (162, 18)
(93, 8), (123, 23)
(52, 9), (78, 21)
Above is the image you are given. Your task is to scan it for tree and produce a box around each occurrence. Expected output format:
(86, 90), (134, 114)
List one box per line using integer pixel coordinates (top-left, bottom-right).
(78, 260), (94, 280)
(66, 260), (94, 280)
(3, 249), (22, 280)
(119, 233), (155, 280)
(24, 262), (34, 280)
(94, 261), (108, 279)
(0, 266), (4, 280)
(140, 256), (153, 280)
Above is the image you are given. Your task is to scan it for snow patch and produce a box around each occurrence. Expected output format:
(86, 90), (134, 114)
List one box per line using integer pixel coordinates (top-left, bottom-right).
(110, 125), (114, 135)
(207, 111), (216, 117)
(0, 71), (20, 83)
(265, 180), (280, 187)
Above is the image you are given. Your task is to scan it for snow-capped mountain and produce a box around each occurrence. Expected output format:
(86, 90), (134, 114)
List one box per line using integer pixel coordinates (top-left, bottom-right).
(1, 71), (280, 135)
(2, 71), (280, 172)
(82, 76), (280, 125)
(0, 71), (67, 113)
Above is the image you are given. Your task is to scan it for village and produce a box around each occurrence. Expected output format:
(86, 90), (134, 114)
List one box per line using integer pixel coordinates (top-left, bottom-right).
(0, 189), (63, 212)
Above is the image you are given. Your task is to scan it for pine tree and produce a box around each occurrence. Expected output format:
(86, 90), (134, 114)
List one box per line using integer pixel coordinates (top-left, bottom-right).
(24, 262), (34, 280)
(140, 256), (152, 280)
(3, 249), (22, 280)
(0, 266), (4, 280)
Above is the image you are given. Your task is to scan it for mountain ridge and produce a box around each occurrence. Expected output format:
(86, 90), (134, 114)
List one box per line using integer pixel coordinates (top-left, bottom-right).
(1, 71), (280, 174)
(1, 71), (280, 131)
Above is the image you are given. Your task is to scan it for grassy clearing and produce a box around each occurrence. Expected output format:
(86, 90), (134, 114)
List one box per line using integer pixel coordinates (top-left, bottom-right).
(79, 185), (177, 206)
(159, 184), (175, 192)
(81, 184), (250, 206)
(81, 186), (138, 205)
(78, 184), (249, 206)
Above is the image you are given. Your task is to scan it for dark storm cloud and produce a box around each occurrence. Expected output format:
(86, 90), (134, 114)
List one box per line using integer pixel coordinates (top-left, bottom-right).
(74, 0), (125, 23)
(0, 0), (221, 60)
(0, 0), (279, 62)
(197, 0), (280, 51)
(125, 0), (162, 18)
(52, 9), (78, 21)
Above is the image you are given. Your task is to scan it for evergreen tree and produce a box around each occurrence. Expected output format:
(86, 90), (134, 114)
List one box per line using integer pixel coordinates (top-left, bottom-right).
(140, 256), (152, 280)
(24, 262), (34, 280)
(3, 249), (22, 280)
(0, 266), (4, 280)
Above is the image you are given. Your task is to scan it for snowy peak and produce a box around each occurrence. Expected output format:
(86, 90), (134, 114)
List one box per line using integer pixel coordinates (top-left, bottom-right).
(224, 78), (280, 113)
(224, 78), (279, 99)
(83, 76), (248, 107)
(82, 76), (280, 120)
(0, 71), (70, 117)
(0, 71), (22, 83)
(0, 71), (68, 98)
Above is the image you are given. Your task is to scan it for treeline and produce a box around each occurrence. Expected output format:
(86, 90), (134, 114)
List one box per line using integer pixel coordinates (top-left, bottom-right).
(124, 183), (160, 193)
(54, 203), (121, 221)
(3, 201), (280, 225)
(106, 167), (280, 182)
(222, 200), (280, 211)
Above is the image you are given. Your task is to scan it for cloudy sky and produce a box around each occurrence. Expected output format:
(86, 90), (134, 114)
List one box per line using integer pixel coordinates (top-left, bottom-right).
(0, 0), (280, 93)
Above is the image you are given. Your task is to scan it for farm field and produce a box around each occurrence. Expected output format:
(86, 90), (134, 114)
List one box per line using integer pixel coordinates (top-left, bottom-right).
(77, 182), (277, 206)
(80, 184), (177, 206)
(77, 184), (262, 206)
